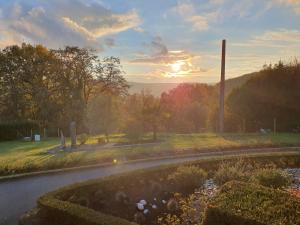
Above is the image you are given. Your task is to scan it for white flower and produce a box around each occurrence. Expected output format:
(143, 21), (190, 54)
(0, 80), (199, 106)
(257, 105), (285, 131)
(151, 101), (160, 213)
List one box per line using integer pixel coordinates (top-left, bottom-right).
(136, 203), (144, 210)
(139, 199), (147, 205)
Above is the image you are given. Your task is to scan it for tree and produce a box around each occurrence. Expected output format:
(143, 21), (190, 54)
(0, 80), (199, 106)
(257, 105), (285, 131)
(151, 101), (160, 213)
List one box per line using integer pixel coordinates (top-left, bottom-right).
(160, 84), (215, 133)
(123, 92), (162, 141)
(226, 60), (300, 132)
(141, 92), (161, 141)
(0, 43), (129, 137)
(87, 94), (121, 142)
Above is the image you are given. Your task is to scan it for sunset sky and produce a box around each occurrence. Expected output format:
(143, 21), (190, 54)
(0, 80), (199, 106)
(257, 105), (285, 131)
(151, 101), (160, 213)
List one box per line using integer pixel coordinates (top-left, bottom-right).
(0, 0), (300, 83)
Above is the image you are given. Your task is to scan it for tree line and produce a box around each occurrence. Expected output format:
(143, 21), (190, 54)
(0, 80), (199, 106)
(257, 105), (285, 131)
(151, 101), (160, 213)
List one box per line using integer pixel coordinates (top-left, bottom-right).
(0, 43), (299, 141)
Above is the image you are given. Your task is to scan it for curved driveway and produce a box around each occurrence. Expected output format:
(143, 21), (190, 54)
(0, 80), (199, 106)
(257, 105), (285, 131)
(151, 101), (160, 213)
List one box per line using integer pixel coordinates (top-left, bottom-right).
(0, 147), (299, 225)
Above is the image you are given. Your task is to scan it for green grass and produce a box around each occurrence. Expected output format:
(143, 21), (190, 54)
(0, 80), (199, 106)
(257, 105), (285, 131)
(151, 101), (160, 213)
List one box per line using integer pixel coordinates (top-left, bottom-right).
(1, 133), (300, 176)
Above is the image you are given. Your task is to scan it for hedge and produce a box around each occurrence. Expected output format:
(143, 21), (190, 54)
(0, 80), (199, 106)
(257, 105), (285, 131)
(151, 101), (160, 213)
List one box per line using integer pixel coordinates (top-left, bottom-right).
(0, 120), (39, 141)
(22, 153), (300, 225)
(202, 181), (300, 225)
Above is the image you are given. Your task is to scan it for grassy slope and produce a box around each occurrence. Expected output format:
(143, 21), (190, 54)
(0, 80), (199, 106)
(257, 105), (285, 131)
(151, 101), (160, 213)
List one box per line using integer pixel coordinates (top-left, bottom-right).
(1, 133), (300, 176)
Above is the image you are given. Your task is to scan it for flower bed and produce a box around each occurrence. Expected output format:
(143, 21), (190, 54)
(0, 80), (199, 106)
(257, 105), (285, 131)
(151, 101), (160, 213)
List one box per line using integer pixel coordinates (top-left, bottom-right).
(203, 181), (300, 225)
(20, 153), (300, 225)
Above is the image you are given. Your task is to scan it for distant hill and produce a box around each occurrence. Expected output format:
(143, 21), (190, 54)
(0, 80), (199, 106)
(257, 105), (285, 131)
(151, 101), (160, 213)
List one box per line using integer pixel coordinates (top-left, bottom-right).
(128, 73), (256, 97)
(128, 82), (179, 96)
(218, 72), (257, 96)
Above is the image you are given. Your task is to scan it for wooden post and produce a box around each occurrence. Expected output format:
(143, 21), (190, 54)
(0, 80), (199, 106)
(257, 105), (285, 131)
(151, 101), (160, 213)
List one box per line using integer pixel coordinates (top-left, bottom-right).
(242, 119), (246, 133)
(60, 130), (66, 149)
(30, 129), (33, 141)
(219, 39), (226, 133)
(43, 128), (47, 139)
(70, 121), (77, 149)
(273, 118), (277, 134)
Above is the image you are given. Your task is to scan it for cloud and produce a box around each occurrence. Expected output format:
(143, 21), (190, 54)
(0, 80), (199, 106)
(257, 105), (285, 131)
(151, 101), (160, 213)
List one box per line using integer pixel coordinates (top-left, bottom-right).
(130, 36), (206, 78)
(232, 29), (300, 48)
(254, 29), (300, 43)
(130, 36), (192, 65)
(172, 0), (210, 31)
(275, 0), (300, 14)
(186, 15), (209, 31)
(0, 0), (140, 50)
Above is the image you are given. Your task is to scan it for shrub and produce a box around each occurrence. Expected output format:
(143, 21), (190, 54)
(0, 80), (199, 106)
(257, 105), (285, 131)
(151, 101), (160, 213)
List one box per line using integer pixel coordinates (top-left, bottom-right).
(78, 133), (89, 145)
(0, 120), (39, 141)
(214, 160), (248, 185)
(168, 165), (207, 193)
(251, 168), (292, 189)
(97, 137), (106, 144)
(124, 120), (144, 142)
(158, 193), (208, 225)
(203, 181), (300, 225)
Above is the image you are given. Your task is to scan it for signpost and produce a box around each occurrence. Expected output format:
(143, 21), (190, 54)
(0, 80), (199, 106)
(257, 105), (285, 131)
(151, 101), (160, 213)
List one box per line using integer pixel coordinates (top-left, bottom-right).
(219, 39), (226, 133)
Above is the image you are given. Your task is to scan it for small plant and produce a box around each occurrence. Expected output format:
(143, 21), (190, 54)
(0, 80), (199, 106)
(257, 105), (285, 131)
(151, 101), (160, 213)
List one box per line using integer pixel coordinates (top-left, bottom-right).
(115, 191), (130, 204)
(214, 160), (248, 185)
(168, 166), (207, 193)
(158, 193), (208, 225)
(251, 168), (292, 189)
(167, 198), (179, 212)
(97, 137), (106, 144)
(77, 133), (89, 145)
(134, 212), (146, 224)
(150, 181), (162, 194)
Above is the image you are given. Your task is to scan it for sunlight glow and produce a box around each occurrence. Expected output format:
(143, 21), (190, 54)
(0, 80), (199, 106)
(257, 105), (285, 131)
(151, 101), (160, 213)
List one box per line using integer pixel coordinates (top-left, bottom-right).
(171, 62), (182, 72)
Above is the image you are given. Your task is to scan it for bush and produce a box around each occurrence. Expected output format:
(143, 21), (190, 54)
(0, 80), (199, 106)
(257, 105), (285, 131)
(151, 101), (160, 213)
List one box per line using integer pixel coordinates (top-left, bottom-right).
(214, 160), (249, 185)
(203, 181), (300, 225)
(158, 193), (208, 225)
(78, 133), (89, 145)
(124, 120), (144, 142)
(97, 137), (106, 144)
(0, 120), (39, 141)
(168, 165), (207, 193)
(251, 168), (291, 189)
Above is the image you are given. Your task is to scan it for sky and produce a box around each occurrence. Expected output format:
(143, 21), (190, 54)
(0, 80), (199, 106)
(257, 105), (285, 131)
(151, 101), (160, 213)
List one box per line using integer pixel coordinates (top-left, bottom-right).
(0, 0), (300, 83)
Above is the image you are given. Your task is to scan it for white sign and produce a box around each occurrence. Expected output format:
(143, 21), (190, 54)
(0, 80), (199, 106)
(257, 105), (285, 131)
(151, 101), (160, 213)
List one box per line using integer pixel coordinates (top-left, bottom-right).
(34, 134), (41, 142)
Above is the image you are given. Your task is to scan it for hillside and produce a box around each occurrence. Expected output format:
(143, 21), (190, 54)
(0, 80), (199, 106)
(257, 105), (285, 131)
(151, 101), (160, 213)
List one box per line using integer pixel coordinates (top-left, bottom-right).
(128, 82), (179, 96)
(128, 72), (255, 96)
(220, 72), (257, 96)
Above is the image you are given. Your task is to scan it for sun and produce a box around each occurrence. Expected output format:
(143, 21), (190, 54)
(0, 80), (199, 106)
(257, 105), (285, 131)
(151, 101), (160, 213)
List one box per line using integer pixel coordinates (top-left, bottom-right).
(171, 62), (182, 72)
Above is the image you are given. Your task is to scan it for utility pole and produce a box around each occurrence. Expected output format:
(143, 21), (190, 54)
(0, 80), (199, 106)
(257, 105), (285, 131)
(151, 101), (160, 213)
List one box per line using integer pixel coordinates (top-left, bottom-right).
(219, 39), (226, 133)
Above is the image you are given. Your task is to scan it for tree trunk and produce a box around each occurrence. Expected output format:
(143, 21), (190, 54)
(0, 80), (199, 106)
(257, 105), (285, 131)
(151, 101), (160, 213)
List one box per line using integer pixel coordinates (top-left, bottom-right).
(153, 124), (157, 141)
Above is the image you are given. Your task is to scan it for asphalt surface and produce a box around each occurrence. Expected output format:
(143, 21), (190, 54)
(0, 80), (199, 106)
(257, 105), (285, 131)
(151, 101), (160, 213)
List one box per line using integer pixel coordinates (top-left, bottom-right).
(0, 147), (299, 225)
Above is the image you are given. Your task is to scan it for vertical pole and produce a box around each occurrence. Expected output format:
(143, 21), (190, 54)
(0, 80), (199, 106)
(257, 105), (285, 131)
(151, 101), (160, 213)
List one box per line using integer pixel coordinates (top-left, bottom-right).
(273, 118), (277, 134)
(219, 39), (226, 133)
(70, 121), (77, 149)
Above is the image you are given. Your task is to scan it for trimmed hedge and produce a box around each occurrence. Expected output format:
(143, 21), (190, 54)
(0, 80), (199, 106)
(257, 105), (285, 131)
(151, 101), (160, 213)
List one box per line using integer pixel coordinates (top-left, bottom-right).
(203, 181), (300, 225)
(24, 153), (300, 225)
(38, 196), (135, 225)
(0, 120), (39, 141)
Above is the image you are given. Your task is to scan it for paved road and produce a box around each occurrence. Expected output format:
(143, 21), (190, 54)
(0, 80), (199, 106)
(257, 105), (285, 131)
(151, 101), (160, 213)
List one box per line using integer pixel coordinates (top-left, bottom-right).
(0, 147), (299, 225)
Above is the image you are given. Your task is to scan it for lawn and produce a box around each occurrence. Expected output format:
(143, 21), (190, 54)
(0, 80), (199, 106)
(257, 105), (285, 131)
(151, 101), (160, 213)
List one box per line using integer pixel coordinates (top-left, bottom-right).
(0, 133), (300, 176)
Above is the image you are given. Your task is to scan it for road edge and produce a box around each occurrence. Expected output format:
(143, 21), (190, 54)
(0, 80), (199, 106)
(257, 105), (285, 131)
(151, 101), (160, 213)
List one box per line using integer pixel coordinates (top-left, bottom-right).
(1, 146), (299, 182)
